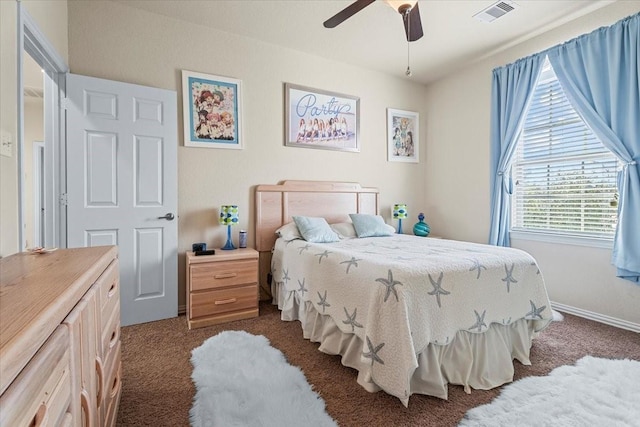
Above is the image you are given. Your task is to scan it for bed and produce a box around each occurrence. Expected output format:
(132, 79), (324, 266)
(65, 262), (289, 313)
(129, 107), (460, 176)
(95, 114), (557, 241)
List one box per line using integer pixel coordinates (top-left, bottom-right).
(255, 180), (552, 406)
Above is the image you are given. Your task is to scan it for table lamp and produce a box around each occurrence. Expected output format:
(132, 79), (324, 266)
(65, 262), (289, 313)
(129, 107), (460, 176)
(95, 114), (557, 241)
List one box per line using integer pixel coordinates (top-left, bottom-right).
(393, 204), (408, 234)
(219, 205), (239, 250)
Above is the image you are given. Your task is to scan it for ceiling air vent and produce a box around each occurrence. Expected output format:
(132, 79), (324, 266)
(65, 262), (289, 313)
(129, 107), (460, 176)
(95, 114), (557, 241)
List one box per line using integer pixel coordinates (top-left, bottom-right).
(473, 1), (518, 23)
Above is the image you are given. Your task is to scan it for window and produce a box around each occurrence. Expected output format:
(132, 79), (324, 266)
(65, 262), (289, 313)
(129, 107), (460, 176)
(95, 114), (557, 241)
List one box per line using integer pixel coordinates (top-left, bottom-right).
(511, 58), (620, 239)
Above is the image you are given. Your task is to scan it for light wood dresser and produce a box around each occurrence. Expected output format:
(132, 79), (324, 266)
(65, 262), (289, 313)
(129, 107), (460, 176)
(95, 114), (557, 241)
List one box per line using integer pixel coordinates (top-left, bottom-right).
(0, 246), (121, 427)
(186, 248), (259, 329)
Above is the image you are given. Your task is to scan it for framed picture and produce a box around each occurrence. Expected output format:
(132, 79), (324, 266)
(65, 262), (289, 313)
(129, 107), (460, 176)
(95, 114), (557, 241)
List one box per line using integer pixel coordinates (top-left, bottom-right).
(182, 70), (243, 149)
(284, 83), (359, 152)
(387, 108), (419, 163)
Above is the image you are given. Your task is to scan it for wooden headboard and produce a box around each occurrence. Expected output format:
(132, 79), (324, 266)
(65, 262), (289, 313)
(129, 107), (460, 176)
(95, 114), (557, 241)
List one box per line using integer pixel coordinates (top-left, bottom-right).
(254, 180), (379, 298)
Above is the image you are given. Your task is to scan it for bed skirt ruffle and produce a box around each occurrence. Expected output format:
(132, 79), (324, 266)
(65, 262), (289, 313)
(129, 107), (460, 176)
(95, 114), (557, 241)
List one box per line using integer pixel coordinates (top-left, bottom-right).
(273, 283), (539, 406)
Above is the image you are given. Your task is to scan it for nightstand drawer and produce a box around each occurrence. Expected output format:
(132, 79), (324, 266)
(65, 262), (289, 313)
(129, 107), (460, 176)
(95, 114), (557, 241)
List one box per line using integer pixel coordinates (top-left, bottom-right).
(190, 259), (258, 291)
(190, 284), (257, 318)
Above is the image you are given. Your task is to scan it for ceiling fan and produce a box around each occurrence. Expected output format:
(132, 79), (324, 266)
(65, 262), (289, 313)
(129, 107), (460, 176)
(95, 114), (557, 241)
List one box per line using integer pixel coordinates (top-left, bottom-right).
(323, 0), (424, 42)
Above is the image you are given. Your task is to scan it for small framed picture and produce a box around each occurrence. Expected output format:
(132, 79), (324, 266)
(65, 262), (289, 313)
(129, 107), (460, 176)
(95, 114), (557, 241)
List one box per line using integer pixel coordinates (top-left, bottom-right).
(182, 70), (243, 149)
(387, 108), (419, 163)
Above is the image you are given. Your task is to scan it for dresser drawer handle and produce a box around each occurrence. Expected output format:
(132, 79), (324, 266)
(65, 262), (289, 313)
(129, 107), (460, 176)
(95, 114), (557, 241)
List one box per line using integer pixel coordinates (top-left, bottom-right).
(111, 371), (121, 397)
(96, 357), (104, 405)
(32, 403), (48, 427)
(214, 298), (237, 305)
(109, 327), (119, 349)
(108, 281), (117, 297)
(214, 273), (237, 279)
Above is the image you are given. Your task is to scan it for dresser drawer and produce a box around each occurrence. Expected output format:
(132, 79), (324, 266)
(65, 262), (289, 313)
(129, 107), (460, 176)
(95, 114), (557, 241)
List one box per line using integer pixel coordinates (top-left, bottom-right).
(190, 259), (258, 291)
(96, 259), (120, 324)
(103, 361), (122, 427)
(0, 326), (73, 427)
(102, 301), (121, 365)
(190, 284), (257, 318)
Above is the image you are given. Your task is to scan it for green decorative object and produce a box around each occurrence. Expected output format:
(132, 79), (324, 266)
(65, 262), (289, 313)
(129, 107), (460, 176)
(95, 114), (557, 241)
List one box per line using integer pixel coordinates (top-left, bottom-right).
(413, 213), (430, 237)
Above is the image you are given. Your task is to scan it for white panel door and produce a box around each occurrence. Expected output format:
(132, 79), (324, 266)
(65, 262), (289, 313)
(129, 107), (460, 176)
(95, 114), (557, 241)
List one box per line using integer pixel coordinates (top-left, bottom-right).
(66, 73), (177, 326)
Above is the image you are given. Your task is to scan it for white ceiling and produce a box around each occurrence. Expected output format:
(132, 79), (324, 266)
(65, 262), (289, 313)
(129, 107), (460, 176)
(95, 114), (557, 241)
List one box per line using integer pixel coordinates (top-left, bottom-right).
(113, 0), (618, 85)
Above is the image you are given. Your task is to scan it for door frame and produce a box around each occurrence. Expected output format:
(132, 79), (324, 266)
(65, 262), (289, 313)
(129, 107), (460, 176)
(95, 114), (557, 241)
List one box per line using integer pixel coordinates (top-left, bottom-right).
(32, 140), (45, 247)
(17, 4), (68, 250)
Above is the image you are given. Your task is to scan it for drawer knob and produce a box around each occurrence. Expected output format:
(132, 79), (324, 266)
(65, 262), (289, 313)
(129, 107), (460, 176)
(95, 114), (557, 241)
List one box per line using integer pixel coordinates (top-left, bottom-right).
(214, 273), (237, 279)
(214, 298), (237, 305)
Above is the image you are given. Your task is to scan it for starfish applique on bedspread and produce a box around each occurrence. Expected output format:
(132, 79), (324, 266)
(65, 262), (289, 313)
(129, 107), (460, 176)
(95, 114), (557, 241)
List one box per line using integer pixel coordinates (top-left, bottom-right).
(342, 307), (363, 332)
(363, 336), (385, 366)
(469, 258), (487, 279)
(375, 270), (403, 302)
(340, 257), (361, 274)
(501, 263), (518, 293)
(317, 290), (331, 313)
(469, 309), (487, 332)
(525, 300), (546, 319)
(297, 278), (308, 297)
(427, 272), (450, 308)
(315, 250), (331, 264)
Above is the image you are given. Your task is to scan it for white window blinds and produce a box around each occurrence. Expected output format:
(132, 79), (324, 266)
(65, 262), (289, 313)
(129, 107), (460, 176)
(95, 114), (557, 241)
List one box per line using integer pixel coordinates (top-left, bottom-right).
(511, 59), (620, 238)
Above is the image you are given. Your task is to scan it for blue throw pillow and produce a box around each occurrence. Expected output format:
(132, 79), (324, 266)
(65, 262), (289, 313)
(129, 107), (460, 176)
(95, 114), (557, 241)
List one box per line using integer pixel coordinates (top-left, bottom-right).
(349, 214), (394, 237)
(292, 216), (340, 243)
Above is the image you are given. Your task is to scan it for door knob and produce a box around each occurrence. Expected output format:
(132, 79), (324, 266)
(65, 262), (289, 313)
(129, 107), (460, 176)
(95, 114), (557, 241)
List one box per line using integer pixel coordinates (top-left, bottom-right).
(158, 213), (175, 221)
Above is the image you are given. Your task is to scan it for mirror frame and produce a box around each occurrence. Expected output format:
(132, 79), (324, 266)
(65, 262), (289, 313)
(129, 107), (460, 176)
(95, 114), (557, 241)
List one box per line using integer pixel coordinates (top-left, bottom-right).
(18, 4), (68, 250)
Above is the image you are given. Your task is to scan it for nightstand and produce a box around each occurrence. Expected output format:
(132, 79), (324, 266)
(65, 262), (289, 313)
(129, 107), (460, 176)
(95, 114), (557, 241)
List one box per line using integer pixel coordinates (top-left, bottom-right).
(186, 248), (259, 329)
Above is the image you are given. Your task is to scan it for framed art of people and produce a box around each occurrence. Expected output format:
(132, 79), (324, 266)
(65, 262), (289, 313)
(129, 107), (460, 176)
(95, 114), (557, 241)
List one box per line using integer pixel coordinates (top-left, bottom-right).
(182, 70), (243, 149)
(284, 83), (360, 152)
(387, 108), (419, 163)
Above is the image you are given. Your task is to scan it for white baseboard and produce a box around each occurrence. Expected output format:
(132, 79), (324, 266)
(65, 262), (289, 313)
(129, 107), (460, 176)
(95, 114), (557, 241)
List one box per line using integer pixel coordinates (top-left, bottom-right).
(178, 304), (186, 316)
(551, 301), (640, 333)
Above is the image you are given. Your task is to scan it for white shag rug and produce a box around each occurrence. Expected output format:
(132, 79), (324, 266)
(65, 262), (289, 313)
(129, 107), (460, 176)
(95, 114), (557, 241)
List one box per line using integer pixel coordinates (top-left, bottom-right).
(459, 356), (640, 426)
(190, 330), (337, 427)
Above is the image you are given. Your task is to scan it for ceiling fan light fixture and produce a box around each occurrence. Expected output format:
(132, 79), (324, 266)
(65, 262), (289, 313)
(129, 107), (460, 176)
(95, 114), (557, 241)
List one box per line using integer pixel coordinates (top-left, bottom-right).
(384, 0), (417, 13)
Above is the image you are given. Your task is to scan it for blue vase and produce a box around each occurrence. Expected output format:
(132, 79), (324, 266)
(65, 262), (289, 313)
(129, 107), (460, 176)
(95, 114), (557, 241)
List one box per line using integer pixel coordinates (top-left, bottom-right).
(413, 213), (430, 237)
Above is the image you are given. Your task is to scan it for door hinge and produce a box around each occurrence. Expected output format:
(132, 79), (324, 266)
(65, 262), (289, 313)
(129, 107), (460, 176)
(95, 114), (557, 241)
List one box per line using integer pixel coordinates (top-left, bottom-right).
(59, 193), (68, 206)
(60, 97), (69, 110)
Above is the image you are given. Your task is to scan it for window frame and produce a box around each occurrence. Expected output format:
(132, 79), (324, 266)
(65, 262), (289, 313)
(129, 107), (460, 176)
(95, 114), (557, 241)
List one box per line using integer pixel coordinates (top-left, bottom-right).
(509, 58), (620, 247)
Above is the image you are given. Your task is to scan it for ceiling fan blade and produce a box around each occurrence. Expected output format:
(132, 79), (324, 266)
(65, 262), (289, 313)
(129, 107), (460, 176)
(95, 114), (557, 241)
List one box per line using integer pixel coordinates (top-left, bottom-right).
(403, 2), (424, 41)
(323, 0), (376, 28)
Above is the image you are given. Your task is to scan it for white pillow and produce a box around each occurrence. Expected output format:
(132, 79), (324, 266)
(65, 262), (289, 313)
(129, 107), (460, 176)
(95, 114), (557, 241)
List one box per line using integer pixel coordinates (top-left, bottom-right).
(330, 222), (357, 239)
(292, 216), (340, 243)
(349, 214), (395, 238)
(275, 222), (302, 241)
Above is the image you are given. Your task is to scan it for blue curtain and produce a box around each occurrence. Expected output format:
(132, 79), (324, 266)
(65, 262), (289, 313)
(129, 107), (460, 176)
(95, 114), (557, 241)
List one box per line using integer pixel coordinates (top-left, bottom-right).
(547, 13), (640, 282)
(488, 55), (544, 246)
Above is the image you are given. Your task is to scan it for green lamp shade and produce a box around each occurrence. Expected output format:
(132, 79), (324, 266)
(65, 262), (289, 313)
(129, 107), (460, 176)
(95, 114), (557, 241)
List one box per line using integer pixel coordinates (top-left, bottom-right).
(393, 204), (408, 219)
(219, 205), (239, 226)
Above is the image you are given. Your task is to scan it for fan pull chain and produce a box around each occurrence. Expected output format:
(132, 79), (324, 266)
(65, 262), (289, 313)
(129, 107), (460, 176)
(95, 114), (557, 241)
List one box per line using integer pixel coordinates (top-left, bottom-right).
(405, 8), (412, 77)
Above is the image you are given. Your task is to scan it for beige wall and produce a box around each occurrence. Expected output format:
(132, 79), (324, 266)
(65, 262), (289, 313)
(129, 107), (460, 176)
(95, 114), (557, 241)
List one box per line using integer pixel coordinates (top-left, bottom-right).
(1, 0), (19, 257)
(0, 0), (67, 257)
(23, 0), (69, 62)
(68, 1), (429, 309)
(424, 1), (640, 326)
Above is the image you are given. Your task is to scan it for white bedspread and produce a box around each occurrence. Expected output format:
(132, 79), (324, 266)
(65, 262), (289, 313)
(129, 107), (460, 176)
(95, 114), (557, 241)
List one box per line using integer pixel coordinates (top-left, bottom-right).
(271, 234), (552, 405)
